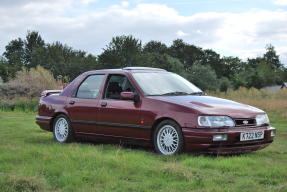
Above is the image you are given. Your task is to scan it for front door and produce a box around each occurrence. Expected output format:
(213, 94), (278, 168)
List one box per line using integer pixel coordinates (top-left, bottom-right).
(96, 74), (148, 141)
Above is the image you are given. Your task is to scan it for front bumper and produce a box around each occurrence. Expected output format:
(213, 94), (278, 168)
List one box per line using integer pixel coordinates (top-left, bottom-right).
(183, 126), (275, 154)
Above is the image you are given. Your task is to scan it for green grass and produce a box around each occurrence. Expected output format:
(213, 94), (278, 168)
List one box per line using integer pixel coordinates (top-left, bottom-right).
(0, 112), (287, 192)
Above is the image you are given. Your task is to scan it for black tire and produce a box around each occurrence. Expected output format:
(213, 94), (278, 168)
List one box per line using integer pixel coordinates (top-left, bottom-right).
(153, 120), (184, 155)
(52, 114), (74, 143)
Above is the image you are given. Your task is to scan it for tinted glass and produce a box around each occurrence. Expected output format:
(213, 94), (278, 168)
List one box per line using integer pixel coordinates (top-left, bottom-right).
(132, 72), (202, 95)
(76, 75), (105, 99)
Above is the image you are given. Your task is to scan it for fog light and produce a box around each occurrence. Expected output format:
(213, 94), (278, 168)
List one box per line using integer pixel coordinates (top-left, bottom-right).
(271, 130), (276, 137)
(269, 127), (276, 137)
(213, 134), (227, 141)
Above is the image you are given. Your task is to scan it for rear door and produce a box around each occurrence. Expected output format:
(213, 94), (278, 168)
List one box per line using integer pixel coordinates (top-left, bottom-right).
(66, 74), (105, 134)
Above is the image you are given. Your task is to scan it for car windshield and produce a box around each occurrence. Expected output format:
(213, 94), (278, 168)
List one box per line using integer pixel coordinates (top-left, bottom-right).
(132, 72), (203, 96)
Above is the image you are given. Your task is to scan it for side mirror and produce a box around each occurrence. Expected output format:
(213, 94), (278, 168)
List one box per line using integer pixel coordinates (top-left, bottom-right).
(120, 92), (140, 102)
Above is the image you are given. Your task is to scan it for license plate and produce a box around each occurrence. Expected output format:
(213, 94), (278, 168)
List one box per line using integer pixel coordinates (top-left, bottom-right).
(240, 130), (264, 141)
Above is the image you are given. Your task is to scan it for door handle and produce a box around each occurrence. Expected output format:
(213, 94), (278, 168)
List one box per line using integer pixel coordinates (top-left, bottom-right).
(101, 101), (107, 107)
(69, 100), (75, 105)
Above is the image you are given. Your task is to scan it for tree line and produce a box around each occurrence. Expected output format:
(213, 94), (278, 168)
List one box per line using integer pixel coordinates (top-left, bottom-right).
(0, 31), (286, 91)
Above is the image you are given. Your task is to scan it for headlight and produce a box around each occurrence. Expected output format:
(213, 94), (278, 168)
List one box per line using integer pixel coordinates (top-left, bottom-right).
(198, 116), (235, 127)
(256, 114), (269, 126)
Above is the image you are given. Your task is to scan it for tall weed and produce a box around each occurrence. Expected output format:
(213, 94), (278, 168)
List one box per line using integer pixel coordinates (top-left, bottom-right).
(0, 66), (58, 99)
(0, 97), (38, 112)
(0, 66), (57, 112)
(208, 87), (287, 118)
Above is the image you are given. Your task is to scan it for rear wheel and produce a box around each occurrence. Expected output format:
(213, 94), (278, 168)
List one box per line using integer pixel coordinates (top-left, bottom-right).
(153, 120), (184, 155)
(53, 115), (74, 143)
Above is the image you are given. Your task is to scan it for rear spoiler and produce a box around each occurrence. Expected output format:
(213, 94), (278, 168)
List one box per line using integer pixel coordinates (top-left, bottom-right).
(41, 90), (62, 97)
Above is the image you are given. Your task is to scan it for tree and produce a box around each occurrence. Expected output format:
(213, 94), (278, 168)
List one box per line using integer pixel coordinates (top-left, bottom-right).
(219, 77), (232, 92)
(2, 31), (45, 79)
(143, 41), (168, 54)
(24, 31), (45, 68)
(1, 32), (286, 90)
(263, 44), (283, 71)
(0, 59), (9, 82)
(244, 48), (284, 88)
(247, 45), (283, 72)
(168, 39), (204, 71)
(3, 38), (25, 78)
(221, 56), (246, 78)
(139, 53), (184, 74)
(231, 71), (248, 89)
(282, 69), (287, 82)
(31, 42), (98, 81)
(185, 64), (219, 91)
(247, 57), (264, 69)
(244, 60), (279, 89)
(201, 49), (224, 77)
(168, 39), (186, 64)
(232, 59), (281, 89)
(98, 35), (142, 69)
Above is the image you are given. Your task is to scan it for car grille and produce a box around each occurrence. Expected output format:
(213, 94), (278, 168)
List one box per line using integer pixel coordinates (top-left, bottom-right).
(234, 118), (256, 127)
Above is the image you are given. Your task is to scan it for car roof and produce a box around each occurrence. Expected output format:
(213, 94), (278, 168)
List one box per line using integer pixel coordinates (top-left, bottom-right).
(122, 67), (166, 71)
(84, 67), (166, 74)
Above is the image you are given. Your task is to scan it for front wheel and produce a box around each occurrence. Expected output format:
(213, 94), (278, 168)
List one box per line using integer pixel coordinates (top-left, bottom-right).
(153, 120), (184, 155)
(53, 115), (74, 143)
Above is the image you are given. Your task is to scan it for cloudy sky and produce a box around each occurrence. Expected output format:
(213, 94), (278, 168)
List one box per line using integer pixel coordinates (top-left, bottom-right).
(0, 0), (287, 64)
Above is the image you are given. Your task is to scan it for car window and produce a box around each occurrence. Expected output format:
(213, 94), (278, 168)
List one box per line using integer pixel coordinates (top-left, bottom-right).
(76, 75), (105, 99)
(104, 75), (135, 100)
(132, 72), (202, 95)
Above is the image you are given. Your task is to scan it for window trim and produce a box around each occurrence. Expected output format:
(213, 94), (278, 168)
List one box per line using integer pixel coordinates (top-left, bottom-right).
(103, 74), (137, 101)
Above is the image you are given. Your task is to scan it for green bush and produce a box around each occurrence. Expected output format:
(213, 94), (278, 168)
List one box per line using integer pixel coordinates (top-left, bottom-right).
(219, 77), (232, 92)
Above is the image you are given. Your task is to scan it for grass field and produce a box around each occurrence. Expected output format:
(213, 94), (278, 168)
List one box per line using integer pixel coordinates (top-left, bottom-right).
(0, 111), (286, 192)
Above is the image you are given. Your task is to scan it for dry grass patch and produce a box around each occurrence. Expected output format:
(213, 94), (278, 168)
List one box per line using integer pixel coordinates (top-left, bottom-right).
(208, 87), (287, 118)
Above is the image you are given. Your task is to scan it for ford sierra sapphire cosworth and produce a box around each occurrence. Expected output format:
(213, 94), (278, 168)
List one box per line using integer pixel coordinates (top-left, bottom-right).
(36, 67), (275, 155)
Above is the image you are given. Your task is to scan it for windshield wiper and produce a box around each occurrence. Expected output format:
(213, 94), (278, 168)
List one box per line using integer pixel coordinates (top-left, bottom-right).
(147, 91), (206, 96)
(189, 92), (206, 96)
(161, 91), (190, 96)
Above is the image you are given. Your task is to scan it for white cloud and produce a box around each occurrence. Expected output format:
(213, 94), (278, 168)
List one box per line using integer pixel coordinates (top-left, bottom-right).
(80, 0), (98, 4)
(274, 0), (287, 5)
(176, 30), (189, 37)
(121, 1), (129, 7)
(0, 1), (287, 65)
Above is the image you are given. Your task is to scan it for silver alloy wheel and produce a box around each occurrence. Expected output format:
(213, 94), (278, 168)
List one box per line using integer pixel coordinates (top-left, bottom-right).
(54, 117), (69, 142)
(157, 125), (179, 155)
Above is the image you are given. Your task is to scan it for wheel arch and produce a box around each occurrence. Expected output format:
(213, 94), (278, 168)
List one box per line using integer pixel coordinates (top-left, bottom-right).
(50, 112), (69, 131)
(151, 117), (182, 141)
(151, 117), (185, 154)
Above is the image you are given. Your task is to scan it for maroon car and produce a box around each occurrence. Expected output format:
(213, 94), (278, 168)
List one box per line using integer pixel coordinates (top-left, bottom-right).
(36, 67), (276, 155)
